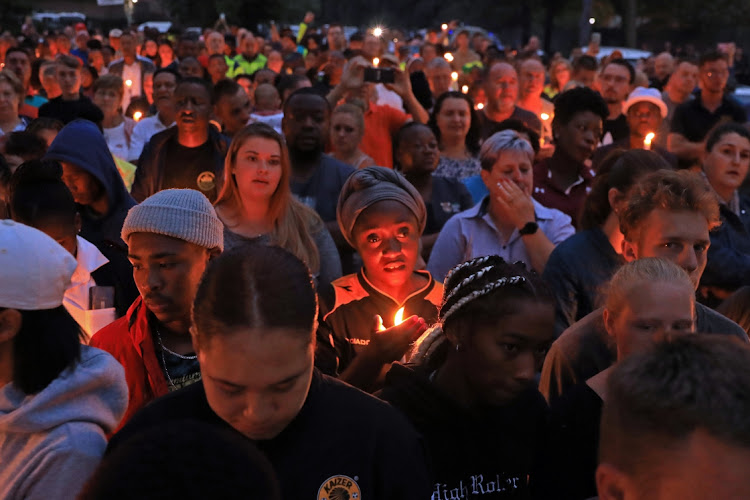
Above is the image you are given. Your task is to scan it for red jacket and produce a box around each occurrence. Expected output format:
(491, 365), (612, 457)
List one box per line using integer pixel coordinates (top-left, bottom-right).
(90, 296), (169, 431)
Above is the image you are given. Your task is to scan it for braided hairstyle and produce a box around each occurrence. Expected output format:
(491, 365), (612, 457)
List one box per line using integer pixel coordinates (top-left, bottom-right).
(422, 255), (553, 371)
(441, 255), (553, 336)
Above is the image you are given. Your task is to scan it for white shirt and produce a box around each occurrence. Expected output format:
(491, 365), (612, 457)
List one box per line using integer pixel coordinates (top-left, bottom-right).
(64, 236), (109, 340)
(103, 121), (129, 161)
(375, 83), (404, 111)
(128, 113), (175, 161)
(250, 112), (283, 134)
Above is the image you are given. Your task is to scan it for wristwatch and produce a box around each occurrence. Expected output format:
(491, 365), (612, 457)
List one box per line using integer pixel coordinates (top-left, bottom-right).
(519, 221), (539, 236)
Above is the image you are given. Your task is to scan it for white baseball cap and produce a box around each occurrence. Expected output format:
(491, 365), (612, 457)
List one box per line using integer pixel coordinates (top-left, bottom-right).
(622, 87), (669, 118)
(0, 220), (77, 311)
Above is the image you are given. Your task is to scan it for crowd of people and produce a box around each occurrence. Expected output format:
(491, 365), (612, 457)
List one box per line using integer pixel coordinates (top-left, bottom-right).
(2, 12), (750, 500)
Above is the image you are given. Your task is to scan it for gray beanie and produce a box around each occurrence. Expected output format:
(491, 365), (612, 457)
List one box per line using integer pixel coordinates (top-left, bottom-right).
(122, 189), (224, 251)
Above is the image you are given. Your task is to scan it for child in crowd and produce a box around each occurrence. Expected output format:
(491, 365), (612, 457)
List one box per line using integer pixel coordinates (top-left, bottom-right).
(250, 83), (284, 133)
(381, 255), (556, 499)
(317, 166), (442, 391)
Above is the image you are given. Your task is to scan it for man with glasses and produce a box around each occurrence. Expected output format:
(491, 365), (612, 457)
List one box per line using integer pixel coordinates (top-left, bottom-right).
(668, 51), (746, 166)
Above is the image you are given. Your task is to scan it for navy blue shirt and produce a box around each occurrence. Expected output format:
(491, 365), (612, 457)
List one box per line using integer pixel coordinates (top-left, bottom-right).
(290, 154), (355, 223)
(542, 227), (625, 336)
(425, 176), (474, 235)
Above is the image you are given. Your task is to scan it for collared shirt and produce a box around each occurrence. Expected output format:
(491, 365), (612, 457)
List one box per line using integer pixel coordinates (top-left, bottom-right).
(427, 196), (575, 282)
(532, 157), (595, 227)
(671, 90), (747, 142)
(64, 236), (110, 340)
(128, 113), (175, 161)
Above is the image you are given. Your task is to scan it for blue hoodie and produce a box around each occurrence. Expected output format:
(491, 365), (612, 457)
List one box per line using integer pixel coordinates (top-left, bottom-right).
(45, 120), (136, 250)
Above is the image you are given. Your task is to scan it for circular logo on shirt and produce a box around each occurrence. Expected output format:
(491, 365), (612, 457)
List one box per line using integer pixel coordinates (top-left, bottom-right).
(196, 171), (216, 192)
(317, 475), (361, 500)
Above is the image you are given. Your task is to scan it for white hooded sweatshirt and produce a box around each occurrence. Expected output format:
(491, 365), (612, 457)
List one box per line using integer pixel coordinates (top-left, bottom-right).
(0, 345), (128, 500)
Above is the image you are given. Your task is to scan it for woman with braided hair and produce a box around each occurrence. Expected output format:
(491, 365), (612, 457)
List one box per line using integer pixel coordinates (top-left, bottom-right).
(379, 255), (556, 499)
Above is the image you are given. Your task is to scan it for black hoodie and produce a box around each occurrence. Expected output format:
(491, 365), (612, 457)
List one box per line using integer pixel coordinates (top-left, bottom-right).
(45, 119), (136, 251)
(380, 363), (549, 500)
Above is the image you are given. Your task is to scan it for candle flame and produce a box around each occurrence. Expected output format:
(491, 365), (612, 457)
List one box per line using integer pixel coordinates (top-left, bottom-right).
(451, 71), (459, 81)
(133, 111), (143, 121)
(441, 23), (448, 30)
(125, 79), (133, 87)
(372, 27), (383, 37)
(644, 132), (655, 150)
(373, 57), (379, 67)
(540, 113), (550, 121)
(461, 85), (469, 94)
(476, 103), (484, 110)
(444, 52), (454, 62)
(394, 307), (405, 326)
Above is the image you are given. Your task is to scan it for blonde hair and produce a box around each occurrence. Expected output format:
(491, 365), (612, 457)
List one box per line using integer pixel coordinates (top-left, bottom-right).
(605, 258), (694, 319)
(215, 123), (321, 273)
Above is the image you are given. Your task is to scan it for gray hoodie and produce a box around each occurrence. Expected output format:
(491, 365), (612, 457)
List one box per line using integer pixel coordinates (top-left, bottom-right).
(0, 345), (128, 500)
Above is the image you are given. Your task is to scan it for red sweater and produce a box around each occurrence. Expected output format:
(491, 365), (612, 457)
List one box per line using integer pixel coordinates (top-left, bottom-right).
(90, 296), (169, 432)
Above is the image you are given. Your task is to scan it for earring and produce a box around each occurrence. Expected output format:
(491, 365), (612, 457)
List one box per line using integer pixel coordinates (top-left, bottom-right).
(455, 343), (461, 352)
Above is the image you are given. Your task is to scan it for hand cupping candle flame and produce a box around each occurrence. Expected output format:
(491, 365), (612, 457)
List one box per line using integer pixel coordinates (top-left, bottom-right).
(377, 307), (406, 332)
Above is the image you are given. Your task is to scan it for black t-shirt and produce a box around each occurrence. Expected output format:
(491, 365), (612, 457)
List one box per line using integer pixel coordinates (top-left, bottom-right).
(38, 95), (104, 125)
(108, 371), (432, 500)
(533, 382), (602, 500)
(602, 114), (629, 143)
(161, 139), (218, 202)
(149, 316), (201, 392)
(478, 108), (543, 141)
(671, 91), (748, 142)
(381, 363), (549, 499)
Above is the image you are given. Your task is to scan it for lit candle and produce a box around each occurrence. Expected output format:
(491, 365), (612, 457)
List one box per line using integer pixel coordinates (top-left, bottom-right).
(441, 23), (448, 31)
(373, 27), (383, 37)
(540, 113), (549, 147)
(476, 102), (484, 110)
(451, 71), (458, 82)
(373, 57), (379, 67)
(125, 79), (133, 88)
(133, 111), (143, 122)
(461, 85), (469, 94)
(444, 52), (454, 62)
(377, 307), (406, 332)
(644, 132), (655, 151)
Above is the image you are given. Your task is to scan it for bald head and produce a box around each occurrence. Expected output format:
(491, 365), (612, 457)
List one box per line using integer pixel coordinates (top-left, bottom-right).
(654, 52), (675, 81)
(254, 83), (281, 111)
